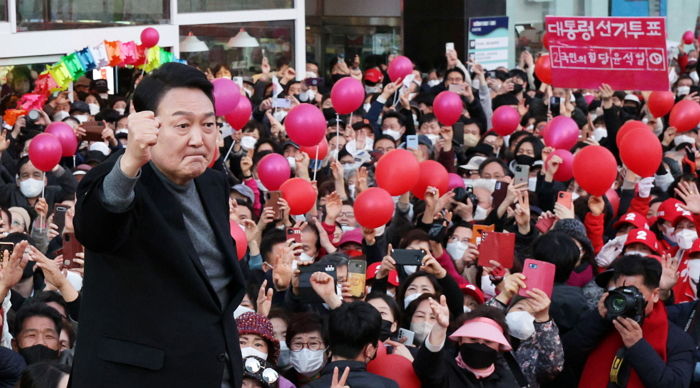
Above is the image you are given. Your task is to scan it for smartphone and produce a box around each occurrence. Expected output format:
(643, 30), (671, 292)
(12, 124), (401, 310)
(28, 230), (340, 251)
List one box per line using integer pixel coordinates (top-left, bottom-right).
(391, 249), (424, 266)
(470, 224), (495, 246)
(406, 134), (418, 150)
(518, 259), (556, 298)
(491, 181), (509, 209)
(53, 204), (68, 233)
(298, 263), (337, 304)
(449, 84), (466, 94)
(445, 42), (455, 53)
(347, 259), (367, 298)
(272, 98), (291, 109)
(477, 231), (515, 268)
(513, 164), (530, 186)
(549, 97), (561, 117)
(286, 227), (302, 244)
(452, 122), (464, 145)
(265, 191), (282, 220)
(535, 217), (555, 234)
(397, 328), (415, 345)
(83, 120), (105, 141)
(0, 242), (13, 261)
(62, 233), (84, 270)
(556, 191), (573, 210)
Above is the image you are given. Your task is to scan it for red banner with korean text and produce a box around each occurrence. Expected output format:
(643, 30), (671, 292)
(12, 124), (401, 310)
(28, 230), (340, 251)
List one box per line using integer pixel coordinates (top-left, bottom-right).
(545, 16), (668, 91)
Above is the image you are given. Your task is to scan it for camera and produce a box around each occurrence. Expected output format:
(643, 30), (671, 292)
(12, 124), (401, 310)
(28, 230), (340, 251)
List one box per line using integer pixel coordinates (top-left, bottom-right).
(453, 186), (478, 208)
(604, 286), (646, 324)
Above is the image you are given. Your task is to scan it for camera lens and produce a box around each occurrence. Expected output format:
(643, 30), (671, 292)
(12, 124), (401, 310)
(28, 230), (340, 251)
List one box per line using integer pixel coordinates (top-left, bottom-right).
(609, 295), (626, 312)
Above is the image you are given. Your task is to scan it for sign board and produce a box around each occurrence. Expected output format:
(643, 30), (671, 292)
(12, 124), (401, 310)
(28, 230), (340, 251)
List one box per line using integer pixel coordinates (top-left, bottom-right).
(545, 16), (668, 91)
(468, 16), (509, 70)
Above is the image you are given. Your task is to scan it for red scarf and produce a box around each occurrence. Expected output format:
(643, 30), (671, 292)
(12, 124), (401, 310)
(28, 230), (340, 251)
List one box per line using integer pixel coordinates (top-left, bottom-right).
(579, 302), (668, 388)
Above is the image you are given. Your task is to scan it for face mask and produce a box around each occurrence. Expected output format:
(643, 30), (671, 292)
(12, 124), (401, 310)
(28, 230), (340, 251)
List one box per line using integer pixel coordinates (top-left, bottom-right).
(88, 103), (100, 116)
(273, 110), (288, 122)
(322, 108), (336, 120)
(340, 224), (355, 233)
(53, 111), (70, 121)
(691, 71), (699, 85)
(116, 128), (128, 136)
(427, 79), (442, 88)
(403, 292), (421, 308)
(463, 306), (472, 313)
(379, 319), (394, 341)
(525, 124), (534, 131)
(459, 342), (498, 369)
(474, 205), (489, 221)
(241, 346), (268, 361)
(425, 133), (440, 145)
(383, 129), (402, 141)
(74, 114), (89, 123)
(19, 178), (44, 198)
(593, 127), (608, 142)
(278, 341), (291, 369)
(688, 260), (700, 295)
(18, 345), (59, 365)
(674, 134), (695, 147)
(365, 85), (382, 94)
(342, 163), (356, 175)
(290, 348), (326, 376)
(299, 89), (315, 102)
(89, 141), (111, 156)
(299, 252), (315, 263)
(515, 154), (535, 166)
(528, 176), (537, 192)
(675, 229), (698, 250)
(677, 86), (691, 97)
(404, 265), (417, 276)
(363, 103), (372, 112)
(505, 310), (536, 340)
(511, 83), (524, 94)
(446, 240), (468, 261)
(241, 136), (257, 151)
(115, 108), (125, 115)
(463, 133), (480, 148)
(622, 106), (640, 117)
(410, 321), (434, 345)
(624, 250), (646, 256)
(287, 156), (296, 170)
(233, 305), (255, 319)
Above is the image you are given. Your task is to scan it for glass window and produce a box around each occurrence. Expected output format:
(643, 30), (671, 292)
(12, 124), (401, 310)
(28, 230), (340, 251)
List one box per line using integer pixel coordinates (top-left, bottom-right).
(17, 0), (170, 31)
(0, 0), (7, 21)
(178, 0), (292, 13)
(179, 21), (295, 78)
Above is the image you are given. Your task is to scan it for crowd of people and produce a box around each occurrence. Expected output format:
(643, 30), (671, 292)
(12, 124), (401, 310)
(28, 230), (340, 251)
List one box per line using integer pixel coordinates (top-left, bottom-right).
(0, 33), (698, 388)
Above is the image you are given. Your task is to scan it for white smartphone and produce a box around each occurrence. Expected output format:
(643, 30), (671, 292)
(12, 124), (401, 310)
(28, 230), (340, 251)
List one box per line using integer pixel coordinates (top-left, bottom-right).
(397, 328), (415, 345)
(445, 42), (455, 53)
(406, 135), (418, 150)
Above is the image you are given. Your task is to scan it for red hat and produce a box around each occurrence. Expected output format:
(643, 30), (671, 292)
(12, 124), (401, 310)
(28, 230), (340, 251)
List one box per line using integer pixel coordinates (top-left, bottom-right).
(673, 209), (694, 227)
(366, 262), (399, 286)
(338, 228), (363, 247)
(624, 228), (659, 254)
(688, 239), (700, 256)
(236, 312), (280, 363)
(364, 68), (384, 83)
(657, 198), (685, 224)
(614, 212), (649, 230)
(460, 283), (485, 304)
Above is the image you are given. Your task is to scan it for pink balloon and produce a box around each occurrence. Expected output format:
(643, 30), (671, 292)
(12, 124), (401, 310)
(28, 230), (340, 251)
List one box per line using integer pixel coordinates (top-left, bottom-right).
(433, 91), (463, 125)
(257, 153), (291, 191)
(546, 149), (573, 182)
(28, 133), (62, 172)
(683, 30), (695, 45)
(492, 106), (520, 136)
(140, 27), (160, 48)
(448, 173), (465, 190)
(211, 78), (241, 116)
(224, 96), (252, 130)
(45, 122), (77, 157)
(387, 56), (413, 82)
(285, 104), (326, 147)
(229, 220), (247, 260)
(331, 77), (364, 114)
(543, 116), (579, 150)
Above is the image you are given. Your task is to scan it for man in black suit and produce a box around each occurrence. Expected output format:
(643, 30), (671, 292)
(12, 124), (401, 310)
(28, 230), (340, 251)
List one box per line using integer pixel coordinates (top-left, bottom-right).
(71, 63), (245, 388)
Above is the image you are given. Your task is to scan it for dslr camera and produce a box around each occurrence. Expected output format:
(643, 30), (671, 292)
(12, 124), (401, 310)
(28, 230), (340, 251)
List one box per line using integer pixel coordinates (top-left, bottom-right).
(453, 186), (478, 208)
(604, 286), (646, 324)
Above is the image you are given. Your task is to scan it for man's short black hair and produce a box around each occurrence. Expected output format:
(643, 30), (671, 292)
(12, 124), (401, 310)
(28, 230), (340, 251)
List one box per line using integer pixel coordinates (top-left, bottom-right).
(477, 157), (509, 177)
(611, 255), (662, 289)
(418, 113), (437, 127)
(381, 111), (406, 127)
(31, 291), (67, 316)
(445, 67), (466, 82)
(13, 302), (62, 338)
(260, 230), (287, 263)
(133, 62), (214, 114)
(328, 301), (382, 359)
(532, 232), (580, 284)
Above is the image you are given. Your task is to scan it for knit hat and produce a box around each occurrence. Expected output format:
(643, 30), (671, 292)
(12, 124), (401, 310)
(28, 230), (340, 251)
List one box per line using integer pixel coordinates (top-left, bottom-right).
(8, 207), (30, 231)
(236, 312), (280, 364)
(552, 218), (593, 255)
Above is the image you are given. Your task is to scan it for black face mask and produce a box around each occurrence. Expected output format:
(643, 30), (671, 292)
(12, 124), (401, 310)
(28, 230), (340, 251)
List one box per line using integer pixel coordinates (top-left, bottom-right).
(622, 105), (640, 118)
(19, 344), (59, 365)
(460, 342), (498, 369)
(322, 108), (336, 120)
(515, 154), (536, 166)
(379, 319), (394, 341)
(510, 83), (524, 95)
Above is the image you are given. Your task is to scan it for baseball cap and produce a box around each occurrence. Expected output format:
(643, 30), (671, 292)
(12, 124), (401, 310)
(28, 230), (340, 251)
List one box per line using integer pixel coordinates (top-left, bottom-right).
(624, 94), (641, 104)
(75, 76), (91, 88)
(364, 68), (384, 84)
(459, 155), (487, 171)
(657, 198), (685, 224)
(460, 283), (485, 304)
(338, 228), (363, 247)
(366, 262), (399, 286)
(232, 184), (255, 204)
(613, 212), (650, 231)
(623, 228), (659, 254)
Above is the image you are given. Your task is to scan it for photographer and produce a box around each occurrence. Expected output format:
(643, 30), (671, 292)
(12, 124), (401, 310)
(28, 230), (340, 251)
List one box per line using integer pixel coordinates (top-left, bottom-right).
(563, 255), (694, 387)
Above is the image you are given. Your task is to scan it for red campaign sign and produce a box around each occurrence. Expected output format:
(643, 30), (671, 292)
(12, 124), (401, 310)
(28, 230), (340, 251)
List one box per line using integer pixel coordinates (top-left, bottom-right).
(545, 16), (669, 91)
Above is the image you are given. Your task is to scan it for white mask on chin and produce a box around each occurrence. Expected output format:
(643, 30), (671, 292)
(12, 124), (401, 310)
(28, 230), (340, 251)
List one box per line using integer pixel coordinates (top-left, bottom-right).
(241, 347), (268, 361)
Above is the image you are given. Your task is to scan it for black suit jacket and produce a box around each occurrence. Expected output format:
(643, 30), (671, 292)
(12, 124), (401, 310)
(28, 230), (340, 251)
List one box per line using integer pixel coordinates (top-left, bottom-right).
(70, 153), (245, 388)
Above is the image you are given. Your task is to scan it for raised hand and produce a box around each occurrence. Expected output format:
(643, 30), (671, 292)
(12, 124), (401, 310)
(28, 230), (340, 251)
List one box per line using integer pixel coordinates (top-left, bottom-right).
(429, 295), (450, 329)
(659, 253), (680, 293)
(588, 196), (605, 216)
(524, 288), (551, 322)
(121, 111), (160, 177)
(0, 241), (29, 294)
(256, 279), (274, 317)
(331, 366), (350, 388)
(310, 271), (342, 309)
(675, 181), (700, 214)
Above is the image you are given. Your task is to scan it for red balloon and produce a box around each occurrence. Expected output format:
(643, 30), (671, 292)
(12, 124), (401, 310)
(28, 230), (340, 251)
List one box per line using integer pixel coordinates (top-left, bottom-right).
(542, 33), (551, 50)
(258, 153), (291, 191)
(670, 100), (700, 132)
(285, 104), (326, 146)
(45, 122), (77, 157)
(28, 133), (62, 172)
(647, 91), (675, 118)
(543, 116), (579, 150)
(211, 78), (241, 116)
(433, 91), (463, 126)
(229, 221), (248, 260)
(411, 160), (449, 200)
(535, 55), (552, 84)
(683, 30), (695, 45)
(368, 353), (421, 388)
(573, 146), (617, 196)
(620, 127), (662, 178)
(492, 106), (520, 136)
(375, 149), (419, 195)
(448, 173), (465, 190)
(354, 188), (394, 228)
(299, 137), (329, 160)
(387, 55), (413, 82)
(331, 77), (364, 114)
(140, 27), (160, 48)
(224, 96), (252, 130)
(615, 120), (648, 147)
(280, 178), (316, 215)
(546, 149), (574, 182)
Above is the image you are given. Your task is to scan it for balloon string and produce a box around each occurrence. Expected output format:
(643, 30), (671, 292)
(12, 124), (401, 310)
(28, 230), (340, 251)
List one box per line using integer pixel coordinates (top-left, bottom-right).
(312, 145), (319, 182)
(223, 139), (237, 164)
(335, 113), (340, 141)
(41, 171), (45, 199)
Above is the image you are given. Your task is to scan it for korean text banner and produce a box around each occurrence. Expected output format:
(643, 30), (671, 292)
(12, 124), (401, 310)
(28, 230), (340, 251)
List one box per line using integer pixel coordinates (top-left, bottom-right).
(545, 16), (668, 91)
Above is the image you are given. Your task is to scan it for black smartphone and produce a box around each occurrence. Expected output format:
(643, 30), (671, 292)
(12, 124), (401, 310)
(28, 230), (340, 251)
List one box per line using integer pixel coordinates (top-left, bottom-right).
(491, 181), (509, 209)
(298, 263), (337, 304)
(391, 249), (425, 266)
(53, 204), (68, 233)
(549, 97), (561, 117)
(453, 122), (464, 145)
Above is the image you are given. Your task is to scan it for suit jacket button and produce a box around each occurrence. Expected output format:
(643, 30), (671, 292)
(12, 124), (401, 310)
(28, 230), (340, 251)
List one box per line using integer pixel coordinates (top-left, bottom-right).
(217, 352), (229, 362)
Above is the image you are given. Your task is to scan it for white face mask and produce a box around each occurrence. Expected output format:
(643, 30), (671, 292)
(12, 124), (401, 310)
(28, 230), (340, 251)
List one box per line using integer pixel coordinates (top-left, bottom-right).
(299, 89), (316, 102)
(340, 224), (355, 233)
(463, 306), (472, 313)
(624, 250), (646, 256)
(89, 141), (111, 156)
(404, 265), (418, 277)
(19, 178), (44, 198)
(691, 71), (699, 85)
(299, 252), (315, 263)
(365, 85), (382, 94)
(363, 103), (372, 112)
(593, 127), (608, 142)
(425, 133), (440, 145)
(528, 176), (538, 192)
(74, 114), (89, 123)
(427, 79), (442, 87)
(677, 86), (691, 97)
(463, 133), (480, 148)
(278, 341), (291, 369)
(505, 310), (536, 340)
(273, 110), (288, 122)
(674, 134), (695, 147)
(53, 111), (70, 122)
(287, 156), (296, 170)
(290, 348), (326, 376)
(115, 108), (125, 115)
(241, 136), (257, 151)
(403, 291), (421, 308)
(474, 205), (489, 221)
(233, 305), (255, 319)
(88, 103), (100, 116)
(446, 240), (468, 261)
(572, 192), (580, 202)
(241, 346), (268, 361)
(675, 229), (698, 250)
(688, 260), (700, 295)
(383, 129), (402, 141)
(410, 321), (434, 345)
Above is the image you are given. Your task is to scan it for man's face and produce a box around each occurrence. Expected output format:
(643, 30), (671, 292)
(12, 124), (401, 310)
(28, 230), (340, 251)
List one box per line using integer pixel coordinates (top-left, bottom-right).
(374, 138), (395, 154)
(381, 117), (404, 135)
(337, 204), (356, 226)
(446, 71), (464, 86)
(18, 161), (45, 184)
(16, 316), (59, 350)
(151, 88), (217, 185)
(611, 274), (658, 316)
(419, 120), (440, 135)
(480, 161), (506, 180)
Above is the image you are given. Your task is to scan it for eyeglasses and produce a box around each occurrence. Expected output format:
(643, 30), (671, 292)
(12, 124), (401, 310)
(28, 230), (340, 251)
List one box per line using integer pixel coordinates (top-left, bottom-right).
(338, 212), (354, 218)
(290, 340), (324, 351)
(244, 357), (279, 384)
(448, 235), (470, 244)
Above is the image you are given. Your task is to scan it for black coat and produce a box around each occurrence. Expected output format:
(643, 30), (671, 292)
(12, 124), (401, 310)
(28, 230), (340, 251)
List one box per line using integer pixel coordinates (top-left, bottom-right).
(70, 155), (246, 388)
(304, 360), (398, 388)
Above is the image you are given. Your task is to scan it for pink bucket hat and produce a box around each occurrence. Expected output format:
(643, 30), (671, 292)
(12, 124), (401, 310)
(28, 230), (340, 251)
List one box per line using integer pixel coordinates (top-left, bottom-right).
(449, 317), (511, 351)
